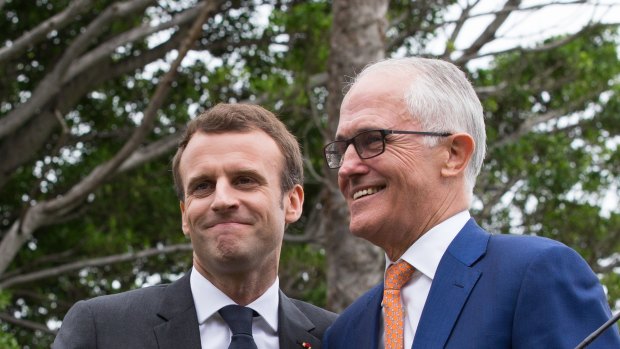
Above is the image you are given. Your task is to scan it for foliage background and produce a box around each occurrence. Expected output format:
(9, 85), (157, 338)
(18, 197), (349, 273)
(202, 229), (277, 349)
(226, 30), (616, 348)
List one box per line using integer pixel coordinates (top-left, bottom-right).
(0, 0), (618, 347)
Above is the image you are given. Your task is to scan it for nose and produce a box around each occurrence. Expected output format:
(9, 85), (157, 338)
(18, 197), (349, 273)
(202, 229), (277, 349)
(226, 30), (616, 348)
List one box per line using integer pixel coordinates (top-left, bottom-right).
(210, 182), (239, 212)
(338, 143), (366, 180)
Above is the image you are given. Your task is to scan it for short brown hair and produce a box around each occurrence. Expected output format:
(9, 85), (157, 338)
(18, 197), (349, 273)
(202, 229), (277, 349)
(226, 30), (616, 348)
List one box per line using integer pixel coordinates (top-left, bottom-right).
(172, 103), (304, 201)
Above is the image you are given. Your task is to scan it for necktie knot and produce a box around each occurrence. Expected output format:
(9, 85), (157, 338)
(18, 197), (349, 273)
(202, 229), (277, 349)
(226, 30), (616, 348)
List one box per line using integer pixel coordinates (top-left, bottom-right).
(385, 260), (415, 290)
(218, 305), (258, 349)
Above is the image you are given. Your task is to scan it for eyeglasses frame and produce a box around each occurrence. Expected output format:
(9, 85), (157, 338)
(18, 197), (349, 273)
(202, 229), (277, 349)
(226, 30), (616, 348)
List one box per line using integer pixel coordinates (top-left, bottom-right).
(323, 129), (453, 169)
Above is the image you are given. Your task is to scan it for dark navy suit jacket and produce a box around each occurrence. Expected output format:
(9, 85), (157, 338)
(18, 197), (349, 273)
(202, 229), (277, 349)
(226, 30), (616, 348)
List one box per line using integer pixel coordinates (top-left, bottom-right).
(323, 219), (620, 348)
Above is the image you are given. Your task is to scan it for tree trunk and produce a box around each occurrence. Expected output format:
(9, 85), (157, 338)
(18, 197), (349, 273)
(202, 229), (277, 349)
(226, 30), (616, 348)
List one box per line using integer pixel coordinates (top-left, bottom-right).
(323, 0), (389, 312)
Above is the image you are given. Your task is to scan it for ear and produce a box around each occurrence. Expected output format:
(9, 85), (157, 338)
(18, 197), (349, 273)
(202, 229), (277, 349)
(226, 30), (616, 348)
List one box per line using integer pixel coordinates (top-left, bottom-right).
(179, 201), (190, 237)
(284, 184), (304, 224)
(441, 133), (474, 178)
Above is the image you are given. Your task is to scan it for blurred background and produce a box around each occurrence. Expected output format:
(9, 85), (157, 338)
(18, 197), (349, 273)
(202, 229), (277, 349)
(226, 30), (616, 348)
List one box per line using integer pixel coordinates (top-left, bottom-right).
(0, 0), (619, 347)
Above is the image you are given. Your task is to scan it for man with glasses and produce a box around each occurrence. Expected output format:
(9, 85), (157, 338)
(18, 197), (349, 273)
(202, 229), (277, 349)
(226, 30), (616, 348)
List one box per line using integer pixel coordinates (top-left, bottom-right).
(322, 57), (619, 348)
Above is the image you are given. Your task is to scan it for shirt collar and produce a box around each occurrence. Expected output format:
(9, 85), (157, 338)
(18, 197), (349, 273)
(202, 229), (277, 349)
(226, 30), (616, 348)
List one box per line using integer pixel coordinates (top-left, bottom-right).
(385, 210), (470, 280)
(190, 266), (280, 332)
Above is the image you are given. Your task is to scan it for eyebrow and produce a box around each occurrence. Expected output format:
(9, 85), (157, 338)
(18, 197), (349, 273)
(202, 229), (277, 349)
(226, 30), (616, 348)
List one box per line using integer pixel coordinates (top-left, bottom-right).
(185, 168), (267, 190)
(185, 174), (212, 191)
(335, 127), (379, 141)
(233, 168), (267, 183)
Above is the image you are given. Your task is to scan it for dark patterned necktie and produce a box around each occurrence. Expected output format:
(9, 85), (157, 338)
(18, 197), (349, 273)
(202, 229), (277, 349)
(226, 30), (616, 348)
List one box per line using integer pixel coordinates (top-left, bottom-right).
(219, 304), (259, 349)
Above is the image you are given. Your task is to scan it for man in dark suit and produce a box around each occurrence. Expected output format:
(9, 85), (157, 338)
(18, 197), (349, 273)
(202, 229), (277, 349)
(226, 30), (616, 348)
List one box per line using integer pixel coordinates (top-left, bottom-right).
(53, 103), (336, 349)
(322, 57), (620, 348)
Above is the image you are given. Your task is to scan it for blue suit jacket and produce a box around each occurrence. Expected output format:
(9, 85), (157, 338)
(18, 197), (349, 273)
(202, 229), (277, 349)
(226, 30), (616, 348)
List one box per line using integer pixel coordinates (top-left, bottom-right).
(324, 219), (620, 348)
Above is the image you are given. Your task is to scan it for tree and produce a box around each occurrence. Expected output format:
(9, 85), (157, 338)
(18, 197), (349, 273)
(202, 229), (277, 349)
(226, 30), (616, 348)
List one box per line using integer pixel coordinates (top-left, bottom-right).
(322, 0), (388, 311)
(0, 0), (618, 347)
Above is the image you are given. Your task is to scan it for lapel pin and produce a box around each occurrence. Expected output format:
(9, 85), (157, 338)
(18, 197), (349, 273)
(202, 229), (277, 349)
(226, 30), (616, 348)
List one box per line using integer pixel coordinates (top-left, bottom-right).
(297, 341), (312, 348)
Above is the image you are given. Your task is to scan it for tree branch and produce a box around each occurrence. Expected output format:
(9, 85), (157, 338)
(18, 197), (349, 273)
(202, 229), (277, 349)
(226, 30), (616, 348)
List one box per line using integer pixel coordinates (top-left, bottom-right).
(0, 110), (58, 190)
(474, 81), (509, 97)
(385, 0), (440, 52)
(593, 253), (620, 274)
(458, 22), (614, 64)
(0, 248), (76, 282)
(0, 0), (96, 64)
(13, 289), (74, 312)
(476, 175), (522, 222)
(117, 129), (184, 173)
(441, 0), (480, 59)
(284, 232), (315, 243)
(308, 72), (328, 89)
(63, 5), (199, 84)
(0, 312), (55, 335)
(0, 0), (155, 140)
(0, 24), (191, 192)
(489, 88), (605, 151)
(0, 243), (192, 288)
(62, 28), (187, 104)
(39, 0), (216, 216)
(456, 0), (521, 65)
(448, 0), (587, 24)
(386, 0), (595, 58)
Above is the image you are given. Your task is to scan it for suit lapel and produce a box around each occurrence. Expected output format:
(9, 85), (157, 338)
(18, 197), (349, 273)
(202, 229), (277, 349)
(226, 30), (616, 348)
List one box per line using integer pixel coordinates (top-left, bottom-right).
(153, 270), (202, 349)
(413, 219), (489, 348)
(350, 285), (384, 348)
(278, 291), (321, 349)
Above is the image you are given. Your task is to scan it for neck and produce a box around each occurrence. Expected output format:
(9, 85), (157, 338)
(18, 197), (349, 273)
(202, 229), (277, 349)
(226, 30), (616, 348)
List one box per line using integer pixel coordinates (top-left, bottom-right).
(384, 193), (469, 262)
(194, 258), (277, 305)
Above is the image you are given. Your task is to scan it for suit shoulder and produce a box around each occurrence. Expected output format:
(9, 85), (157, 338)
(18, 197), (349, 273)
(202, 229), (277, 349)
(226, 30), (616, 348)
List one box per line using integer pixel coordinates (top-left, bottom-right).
(67, 283), (169, 320)
(330, 284), (381, 324)
(488, 233), (578, 260)
(85, 283), (167, 305)
(290, 299), (337, 329)
(54, 284), (172, 348)
(487, 233), (597, 285)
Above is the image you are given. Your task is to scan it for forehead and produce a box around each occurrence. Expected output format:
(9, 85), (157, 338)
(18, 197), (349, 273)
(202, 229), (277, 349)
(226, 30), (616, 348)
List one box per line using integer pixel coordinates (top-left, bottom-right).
(337, 71), (415, 138)
(179, 130), (283, 179)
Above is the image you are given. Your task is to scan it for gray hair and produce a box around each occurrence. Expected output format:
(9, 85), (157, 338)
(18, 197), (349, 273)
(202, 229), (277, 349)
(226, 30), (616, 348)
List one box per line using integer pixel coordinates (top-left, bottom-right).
(355, 57), (486, 193)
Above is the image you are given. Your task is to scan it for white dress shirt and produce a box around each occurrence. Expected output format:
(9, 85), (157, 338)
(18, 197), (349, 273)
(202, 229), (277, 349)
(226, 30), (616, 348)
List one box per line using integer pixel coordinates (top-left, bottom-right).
(380, 210), (470, 349)
(190, 267), (280, 349)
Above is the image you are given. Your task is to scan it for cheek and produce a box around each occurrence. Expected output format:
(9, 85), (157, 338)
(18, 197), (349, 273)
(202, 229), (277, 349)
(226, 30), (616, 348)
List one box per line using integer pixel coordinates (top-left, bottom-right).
(184, 198), (211, 223)
(388, 143), (440, 180)
(246, 194), (282, 220)
(386, 151), (422, 178)
(183, 196), (196, 213)
(269, 199), (289, 230)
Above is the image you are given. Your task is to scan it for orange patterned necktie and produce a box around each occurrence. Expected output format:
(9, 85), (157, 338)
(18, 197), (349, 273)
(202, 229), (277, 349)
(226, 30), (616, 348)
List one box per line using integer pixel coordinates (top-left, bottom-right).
(383, 260), (415, 349)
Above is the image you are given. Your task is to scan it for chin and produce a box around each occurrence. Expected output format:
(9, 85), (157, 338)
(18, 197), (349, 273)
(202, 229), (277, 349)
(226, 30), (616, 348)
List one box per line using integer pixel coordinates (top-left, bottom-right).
(350, 215), (389, 244)
(215, 252), (255, 271)
(349, 220), (371, 239)
(214, 240), (244, 258)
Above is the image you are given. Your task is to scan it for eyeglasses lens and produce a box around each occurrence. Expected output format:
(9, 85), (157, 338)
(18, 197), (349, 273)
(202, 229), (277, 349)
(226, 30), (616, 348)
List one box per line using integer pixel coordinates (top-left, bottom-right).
(324, 130), (386, 169)
(355, 130), (384, 158)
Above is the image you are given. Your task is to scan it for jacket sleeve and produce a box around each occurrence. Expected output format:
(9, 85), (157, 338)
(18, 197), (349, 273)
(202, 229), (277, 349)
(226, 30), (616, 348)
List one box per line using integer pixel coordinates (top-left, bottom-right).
(52, 300), (97, 349)
(512, 244), (620, 348)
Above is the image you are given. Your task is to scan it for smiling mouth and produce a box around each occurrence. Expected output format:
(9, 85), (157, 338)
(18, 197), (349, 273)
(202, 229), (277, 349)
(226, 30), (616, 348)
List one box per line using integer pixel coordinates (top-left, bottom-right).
(352, 186), (385, 200)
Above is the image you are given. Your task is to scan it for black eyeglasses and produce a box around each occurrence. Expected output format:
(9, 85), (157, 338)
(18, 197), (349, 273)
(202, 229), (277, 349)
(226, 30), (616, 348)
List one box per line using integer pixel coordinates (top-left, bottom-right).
(323, 129), (452, 169)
